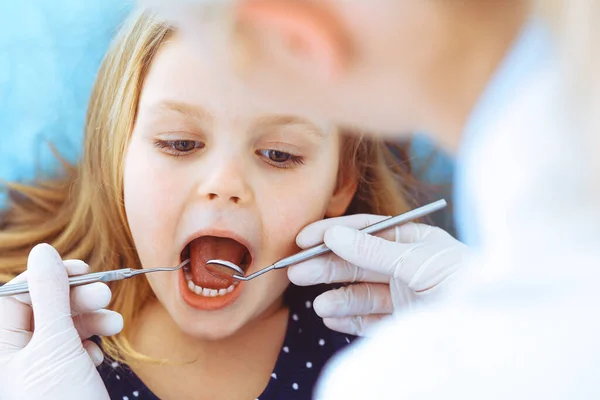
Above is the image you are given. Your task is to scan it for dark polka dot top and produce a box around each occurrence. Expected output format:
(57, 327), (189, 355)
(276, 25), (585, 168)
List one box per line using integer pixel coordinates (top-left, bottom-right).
(96, 284), (357, 399)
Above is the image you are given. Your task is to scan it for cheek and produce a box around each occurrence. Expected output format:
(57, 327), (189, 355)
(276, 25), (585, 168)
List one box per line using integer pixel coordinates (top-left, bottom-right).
(123, 142), (186, 266)
(258, 170), (338, 258)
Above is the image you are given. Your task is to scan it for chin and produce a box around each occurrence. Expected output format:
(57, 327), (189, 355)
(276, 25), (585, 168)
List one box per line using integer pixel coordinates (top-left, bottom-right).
(175, 316), (246, 341)
(168, 280), (288, 342)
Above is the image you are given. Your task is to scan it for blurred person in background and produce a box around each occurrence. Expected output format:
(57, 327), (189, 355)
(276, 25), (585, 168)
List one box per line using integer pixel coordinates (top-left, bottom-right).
(147, 0), (600, 398)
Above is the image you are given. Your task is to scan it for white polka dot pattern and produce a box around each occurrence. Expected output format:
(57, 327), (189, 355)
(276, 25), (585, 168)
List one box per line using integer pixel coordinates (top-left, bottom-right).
(96, 287), (356, 400)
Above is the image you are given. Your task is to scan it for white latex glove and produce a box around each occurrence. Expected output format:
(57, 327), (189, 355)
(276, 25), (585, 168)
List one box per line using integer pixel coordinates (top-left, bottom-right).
(288, 216), (471, 336)
(0, 244), (123, 400)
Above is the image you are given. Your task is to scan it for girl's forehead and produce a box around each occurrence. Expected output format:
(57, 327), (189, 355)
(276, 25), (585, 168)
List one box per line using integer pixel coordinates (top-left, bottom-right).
(145, 37), (254, 109)
(141, 38), (335, 134)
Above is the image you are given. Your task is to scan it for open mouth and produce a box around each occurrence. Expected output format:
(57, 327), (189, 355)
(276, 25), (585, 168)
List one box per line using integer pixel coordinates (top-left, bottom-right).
(180, 235), (253, 299)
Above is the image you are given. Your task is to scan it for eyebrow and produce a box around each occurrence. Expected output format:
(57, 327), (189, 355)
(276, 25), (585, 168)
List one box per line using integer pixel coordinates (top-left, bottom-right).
(146, 101), (326, 138)
(255, 115), (326, 138)
(147, 100), (213, 122)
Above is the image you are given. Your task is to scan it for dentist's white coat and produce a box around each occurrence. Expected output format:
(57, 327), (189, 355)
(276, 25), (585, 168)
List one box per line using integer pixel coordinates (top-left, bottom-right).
(316, 20), (600, 399)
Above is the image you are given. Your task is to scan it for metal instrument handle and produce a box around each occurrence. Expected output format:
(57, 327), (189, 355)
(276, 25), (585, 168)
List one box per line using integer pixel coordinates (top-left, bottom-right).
(0, 269), (132, 297)
(273, 199), (447, 270)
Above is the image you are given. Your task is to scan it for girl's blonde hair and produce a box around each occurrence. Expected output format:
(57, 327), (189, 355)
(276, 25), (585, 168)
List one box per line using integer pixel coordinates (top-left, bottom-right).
(0, 8), (413, 363)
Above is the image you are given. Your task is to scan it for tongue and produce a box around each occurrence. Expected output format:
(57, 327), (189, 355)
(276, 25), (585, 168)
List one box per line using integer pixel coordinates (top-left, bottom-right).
(189, 237), (247, 289)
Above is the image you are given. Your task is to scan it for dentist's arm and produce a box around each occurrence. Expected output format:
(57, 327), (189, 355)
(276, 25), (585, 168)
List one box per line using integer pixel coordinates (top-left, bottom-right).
(289, 216), (471, 335)
(0, 244), (123, 400)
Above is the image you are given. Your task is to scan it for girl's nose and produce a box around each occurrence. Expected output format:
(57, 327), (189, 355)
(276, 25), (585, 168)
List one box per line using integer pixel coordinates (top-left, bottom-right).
(197, 158), (254, 205)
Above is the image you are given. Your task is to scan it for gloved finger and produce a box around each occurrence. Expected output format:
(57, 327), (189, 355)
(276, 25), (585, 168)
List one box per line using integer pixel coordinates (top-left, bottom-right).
(0, 268), (35, 351)
(27, 244), (75, 333)
(4, 259), (88, 286)
(296, 214), (395, 249)
(313, 283), (392, 318)
(323, 225), (428, 284)
(9, 259), (90, 306)
(287, 253), (389, 286)
(393, 225), (469, 292)
(394, 222), (431, 243)
(63, 259), (90, 275)
(82, 339), (104, 367)
(0, 251), (86, 345)
(11, 283), (111, 318)
(73, 309), (124, 340)
(394, 222), (459, 245)
(69, 283), (112, 315)
(323, 314), (388, 336)
(0, 298), (33, 352)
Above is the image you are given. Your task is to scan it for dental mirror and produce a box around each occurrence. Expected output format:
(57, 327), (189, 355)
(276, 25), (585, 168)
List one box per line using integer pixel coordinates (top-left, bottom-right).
(205, 259), (245, 280)
(206, 199), (447, 282)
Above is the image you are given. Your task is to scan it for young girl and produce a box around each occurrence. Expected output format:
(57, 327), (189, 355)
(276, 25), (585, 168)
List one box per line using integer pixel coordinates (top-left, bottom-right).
(0, 8), (414, 400)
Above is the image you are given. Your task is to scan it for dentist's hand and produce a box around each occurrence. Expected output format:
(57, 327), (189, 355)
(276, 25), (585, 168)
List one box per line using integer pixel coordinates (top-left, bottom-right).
(289, 216), (471, 336)
(0, 244), (123, 400)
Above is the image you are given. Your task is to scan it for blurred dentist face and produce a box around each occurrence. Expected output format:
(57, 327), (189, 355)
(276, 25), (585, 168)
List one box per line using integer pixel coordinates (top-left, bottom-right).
(141, 0), (527, 151)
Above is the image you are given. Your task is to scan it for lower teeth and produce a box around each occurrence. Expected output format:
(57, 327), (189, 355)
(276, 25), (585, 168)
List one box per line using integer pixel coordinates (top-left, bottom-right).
(184, 270), (237, 297)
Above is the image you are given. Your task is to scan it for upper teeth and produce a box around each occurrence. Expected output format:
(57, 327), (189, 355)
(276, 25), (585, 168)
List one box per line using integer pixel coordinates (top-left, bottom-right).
(184, 270), (236, 297)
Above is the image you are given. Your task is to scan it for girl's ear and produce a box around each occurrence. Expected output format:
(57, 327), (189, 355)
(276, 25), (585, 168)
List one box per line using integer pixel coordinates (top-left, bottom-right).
(325, 172), (358, 218)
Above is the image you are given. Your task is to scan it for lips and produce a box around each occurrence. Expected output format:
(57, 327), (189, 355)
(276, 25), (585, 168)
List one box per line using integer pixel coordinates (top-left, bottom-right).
(176, 230), (255, 311)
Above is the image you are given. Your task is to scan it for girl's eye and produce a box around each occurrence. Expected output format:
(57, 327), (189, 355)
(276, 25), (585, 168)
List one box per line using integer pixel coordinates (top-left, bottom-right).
(257, 149), (305, 169)
(266, 150), (291, 163)
(172, 140), (198, 152)
(154, 140), (204, 156)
